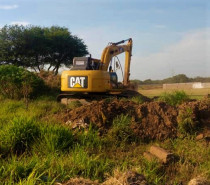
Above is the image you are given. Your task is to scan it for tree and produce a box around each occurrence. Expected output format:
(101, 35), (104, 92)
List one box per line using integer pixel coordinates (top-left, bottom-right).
(0, 25), (88, 74)
(163, 74), (190, 83)
(0, 25), (26, 66)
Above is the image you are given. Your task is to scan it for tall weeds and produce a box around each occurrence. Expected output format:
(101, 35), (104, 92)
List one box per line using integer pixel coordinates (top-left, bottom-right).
(159, 91), (189, 106)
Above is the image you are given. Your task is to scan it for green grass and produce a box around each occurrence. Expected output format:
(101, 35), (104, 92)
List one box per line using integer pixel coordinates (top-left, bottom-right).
(106, 114), (137, 147)
(130, 95), (146, 104)
(158, 90), (189, 106)
(38, 125), (74, 154)
(0, 96), (209, 184)
(177, 107), (200, 135)
(0, 117), (41, 156)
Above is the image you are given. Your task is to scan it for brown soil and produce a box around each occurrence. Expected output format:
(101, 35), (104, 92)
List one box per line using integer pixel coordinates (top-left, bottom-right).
(64, 99), (138, 129)
(61, 171), (147, 185)
(62, 97), (210, 141)
(132, 101), (178, 141)
(178, 99), (210, 135)
(62, 177), (99, 185)
(178, 99), (210, 124)
(64, 99), (178, 140)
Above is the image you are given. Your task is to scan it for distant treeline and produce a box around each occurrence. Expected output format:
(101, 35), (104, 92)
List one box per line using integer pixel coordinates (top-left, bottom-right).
(131, 74), (210, 85)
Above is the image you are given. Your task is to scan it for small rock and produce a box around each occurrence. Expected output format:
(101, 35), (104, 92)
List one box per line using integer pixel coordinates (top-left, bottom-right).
(143, 152), (158, 162)
(196, 134), (204, 140)
(63, 177), (99, 185)
(126, 171), (148, 185)
(188, 177), (210, 185)
(65, 120), (72, 126)
(149, 145), (175, 164)
(65, 119), (88, 129)
(102, 171), (148, 185)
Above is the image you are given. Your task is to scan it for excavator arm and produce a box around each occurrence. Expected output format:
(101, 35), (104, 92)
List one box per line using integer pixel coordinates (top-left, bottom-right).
(100, 38), (132, 86)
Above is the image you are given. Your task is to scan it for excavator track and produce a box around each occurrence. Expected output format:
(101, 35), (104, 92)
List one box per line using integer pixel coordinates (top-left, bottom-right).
(57, 90), (142, 105)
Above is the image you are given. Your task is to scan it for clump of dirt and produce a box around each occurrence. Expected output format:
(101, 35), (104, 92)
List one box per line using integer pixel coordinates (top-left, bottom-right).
(178, 99), (210, 134)
(64, 99), (178, 140)
(178, 99), (210, 124)
(61, 171), (148, 185)
(102, 171), (148, 185)
(132, 101), (178, 141)
(62, 177), (99, 185)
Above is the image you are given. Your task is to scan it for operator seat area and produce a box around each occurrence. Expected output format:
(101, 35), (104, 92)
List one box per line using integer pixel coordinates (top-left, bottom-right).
(71, 57), (100, 70)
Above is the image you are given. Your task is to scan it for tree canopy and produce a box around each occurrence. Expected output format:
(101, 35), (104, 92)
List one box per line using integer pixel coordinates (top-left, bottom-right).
(0, 25), (88, 74)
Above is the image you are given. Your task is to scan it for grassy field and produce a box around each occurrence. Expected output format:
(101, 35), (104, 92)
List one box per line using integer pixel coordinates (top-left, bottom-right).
(0, 92), (209, 184)
(139, 85), (210, 99)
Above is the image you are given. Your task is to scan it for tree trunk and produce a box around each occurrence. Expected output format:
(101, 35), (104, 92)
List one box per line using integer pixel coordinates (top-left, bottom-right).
(32, 67), (37, 72)
(55, 66), (59, 75)
(37, 65), (40, 71)
(48, 64), (52, 71)
(54, 60), (61, 75)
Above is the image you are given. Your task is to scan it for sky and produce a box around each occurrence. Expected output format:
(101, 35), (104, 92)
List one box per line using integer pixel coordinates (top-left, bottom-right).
(0, 0), (209, 80)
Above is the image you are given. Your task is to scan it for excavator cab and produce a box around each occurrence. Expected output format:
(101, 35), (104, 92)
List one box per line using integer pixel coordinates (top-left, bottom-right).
(71, 57), (100, 70)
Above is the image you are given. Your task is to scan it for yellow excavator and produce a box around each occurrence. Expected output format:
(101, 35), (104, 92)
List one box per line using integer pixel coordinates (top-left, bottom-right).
(57, 38), (138, 103)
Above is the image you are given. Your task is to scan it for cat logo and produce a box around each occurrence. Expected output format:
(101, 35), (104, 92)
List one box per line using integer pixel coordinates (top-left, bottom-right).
(68, 76), (88, 88)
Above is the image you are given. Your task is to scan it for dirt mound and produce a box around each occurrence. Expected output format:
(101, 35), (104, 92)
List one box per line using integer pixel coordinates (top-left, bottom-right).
(178, 99), (210, 134)
(65, 99), (178, 140)
(65, 99), (138, 129)
(132, 101), (178, 141)
(63, 97), (210, 141)
(178, 99), (210, 124)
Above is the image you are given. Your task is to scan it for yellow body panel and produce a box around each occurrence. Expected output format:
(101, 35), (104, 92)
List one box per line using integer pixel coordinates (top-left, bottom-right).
(61, 70), (111, 93)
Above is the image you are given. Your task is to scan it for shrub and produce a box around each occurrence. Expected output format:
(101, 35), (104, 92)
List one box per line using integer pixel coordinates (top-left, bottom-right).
(0, 65), (45, 99)
(159, 91), (189, 106)
(0, 117), (40, 155)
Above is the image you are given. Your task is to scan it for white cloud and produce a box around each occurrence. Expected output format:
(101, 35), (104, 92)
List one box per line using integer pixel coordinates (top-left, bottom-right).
(74, 26), (210, 80)
(131, 28), (210, 80)
(11, 21), (30, 26)
(0, 5), (18, 10)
